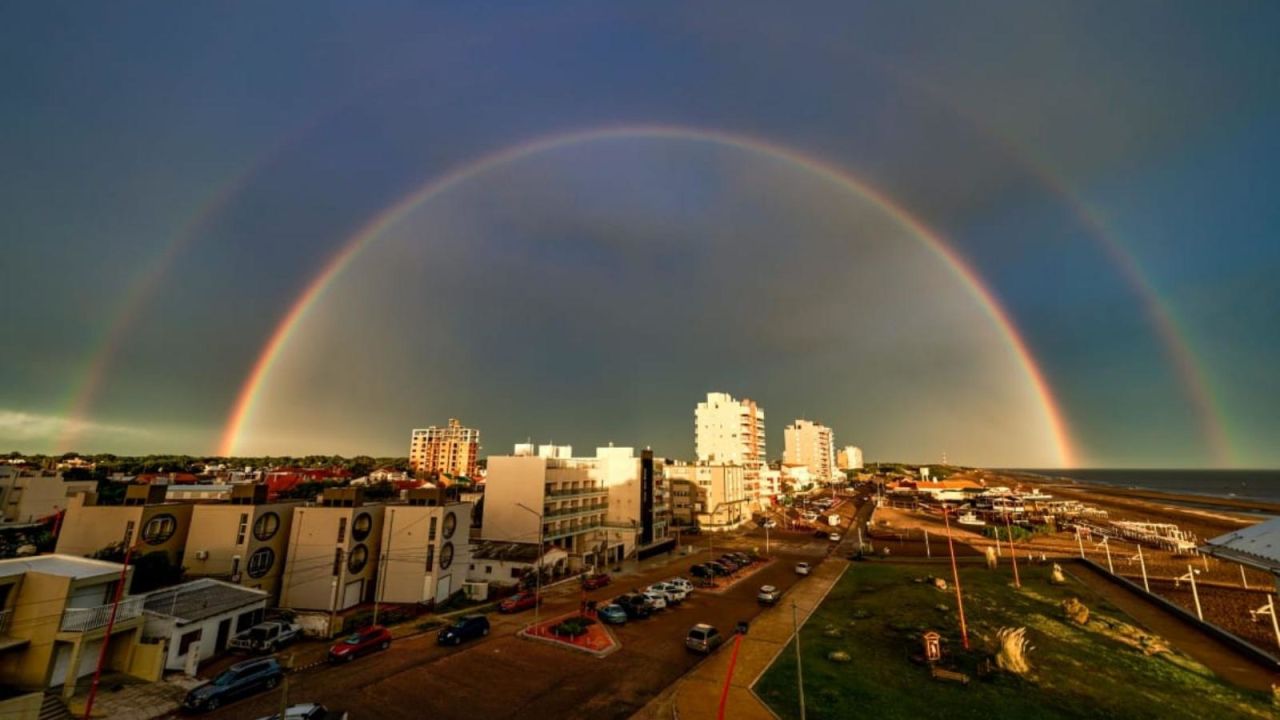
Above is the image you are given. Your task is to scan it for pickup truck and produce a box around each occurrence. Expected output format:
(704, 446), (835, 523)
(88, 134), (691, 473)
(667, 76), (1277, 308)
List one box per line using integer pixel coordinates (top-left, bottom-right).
(229, 620), (303, 653)
(254, 703), (349, 720)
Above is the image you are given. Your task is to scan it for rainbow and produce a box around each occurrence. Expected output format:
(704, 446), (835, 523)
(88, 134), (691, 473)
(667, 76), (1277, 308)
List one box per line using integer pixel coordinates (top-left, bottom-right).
(218, 124), (1076, 465)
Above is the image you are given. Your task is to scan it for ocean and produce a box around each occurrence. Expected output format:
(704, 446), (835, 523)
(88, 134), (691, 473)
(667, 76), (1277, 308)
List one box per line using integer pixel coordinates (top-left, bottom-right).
(1013, 469), (1280, 503)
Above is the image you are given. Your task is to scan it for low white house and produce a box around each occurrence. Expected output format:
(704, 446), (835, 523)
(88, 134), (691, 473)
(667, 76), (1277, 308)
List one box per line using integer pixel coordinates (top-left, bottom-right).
(141, 578), (268, 672)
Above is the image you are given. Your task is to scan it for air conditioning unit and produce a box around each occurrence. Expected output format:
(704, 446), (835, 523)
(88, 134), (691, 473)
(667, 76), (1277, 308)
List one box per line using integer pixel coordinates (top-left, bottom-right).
(194, 550), (209, 560)
(230, 573), (242, 583)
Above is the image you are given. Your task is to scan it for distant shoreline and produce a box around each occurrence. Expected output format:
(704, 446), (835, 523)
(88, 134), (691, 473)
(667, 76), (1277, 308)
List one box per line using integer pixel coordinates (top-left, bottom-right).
(1004, 469), (1280, 518)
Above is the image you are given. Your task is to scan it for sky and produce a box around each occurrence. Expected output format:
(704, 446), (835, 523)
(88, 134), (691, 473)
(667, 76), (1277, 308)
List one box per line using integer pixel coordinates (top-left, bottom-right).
(1, 1), (1277, 468)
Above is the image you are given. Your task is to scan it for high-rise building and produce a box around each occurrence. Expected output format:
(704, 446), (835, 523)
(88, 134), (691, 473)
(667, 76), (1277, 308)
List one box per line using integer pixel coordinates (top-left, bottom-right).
(665, 461), (747, 531)
(783, 419), (837, 483)
(408, 418), (480, 479)
(837, 445), (864, 470)
(694, 392), (765, 500)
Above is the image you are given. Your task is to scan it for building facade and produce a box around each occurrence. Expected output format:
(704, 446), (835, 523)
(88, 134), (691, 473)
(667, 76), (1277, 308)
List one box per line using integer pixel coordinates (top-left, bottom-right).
(694, 392), (766, 503)
(186, 485), (296, 600)
(141, 579), (268, 672)
(378, 488), (473, 606)
(0, 469), (96, 524)
(55, 485), (193, 572)
(0, 555), (145, 697)
(837, 446), (864, 470)
(783, 419), (837, 483)
(664, 462), (747, 532)
(279, 488), (384, 614)
(409, 419), (480, 479)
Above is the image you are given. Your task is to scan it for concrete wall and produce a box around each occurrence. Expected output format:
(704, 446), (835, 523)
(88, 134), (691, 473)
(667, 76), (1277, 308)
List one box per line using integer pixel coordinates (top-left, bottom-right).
(55, 496), (193, 567)
(379, 503), (473, 605)
(481, 457), (546, 544)
(186, 502), (295, 599)
(280, 505), (383, 611)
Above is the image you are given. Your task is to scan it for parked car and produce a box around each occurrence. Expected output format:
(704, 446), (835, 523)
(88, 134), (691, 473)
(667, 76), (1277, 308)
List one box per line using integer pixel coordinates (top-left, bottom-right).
(598, 604), (628, 625)
(437, 614), (490, 645)
(828, 532), (842, 542)
(685, 623), (725, 654)
(690, 564), (714, 578)
(183, 657), (284, 713)
(253, 703), (349, 720)
(795, 562), (811, 576)
(729, 552), (753, 565)
(648, 582), (687, 603)
(762, 519), (777, 529)
(229, 620), (302, 653)
(328, 625), (392, 663)
(581, 572), (612, 590)
(716, 557), (741, 571)
(614, 594), (653, 619)
(499, 591), (541, 613)
(706, 562), (732, 577)
(757, 585), (782, 604)
(640, 589), (668, 610)
(683, 525), (702, 535)
(667, 577), (695, 594)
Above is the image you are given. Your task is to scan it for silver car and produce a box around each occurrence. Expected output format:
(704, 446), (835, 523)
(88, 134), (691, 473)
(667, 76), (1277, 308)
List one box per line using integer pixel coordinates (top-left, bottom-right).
(686, 623), (724, 654)
(757, 585), (781, 604)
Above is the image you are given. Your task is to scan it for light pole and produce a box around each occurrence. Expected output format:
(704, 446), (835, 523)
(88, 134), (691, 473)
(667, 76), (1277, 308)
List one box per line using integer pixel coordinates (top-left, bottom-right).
(792, 600), (807, 720)
(516, 502), (544, 632)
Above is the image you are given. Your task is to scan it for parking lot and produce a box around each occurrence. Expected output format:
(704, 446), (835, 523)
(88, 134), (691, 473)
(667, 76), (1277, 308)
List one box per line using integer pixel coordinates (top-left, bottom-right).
(193, 502), (859, 720)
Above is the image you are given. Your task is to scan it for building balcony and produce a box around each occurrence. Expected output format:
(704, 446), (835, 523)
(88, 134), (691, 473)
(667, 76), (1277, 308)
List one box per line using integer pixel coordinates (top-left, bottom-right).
(543, 503), (608, 519)
(59, 596), (144, 633)
(545, 487), (608, 499)
(544, 521), (602, 541)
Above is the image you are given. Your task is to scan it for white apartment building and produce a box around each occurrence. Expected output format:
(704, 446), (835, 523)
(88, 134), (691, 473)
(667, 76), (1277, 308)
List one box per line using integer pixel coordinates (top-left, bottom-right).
(481, 455), (612, 570)
(694, 392), (765, 503)
(783, 419), (837, 483)
(837, 446), (864, 470)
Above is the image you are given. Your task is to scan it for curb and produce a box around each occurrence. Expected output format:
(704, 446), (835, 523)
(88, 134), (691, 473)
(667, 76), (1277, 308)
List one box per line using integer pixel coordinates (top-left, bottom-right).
(517, 612), (622, 658)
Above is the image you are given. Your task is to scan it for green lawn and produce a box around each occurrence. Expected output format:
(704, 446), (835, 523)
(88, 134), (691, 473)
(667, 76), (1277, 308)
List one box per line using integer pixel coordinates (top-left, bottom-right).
(756, 562), (1275, 719)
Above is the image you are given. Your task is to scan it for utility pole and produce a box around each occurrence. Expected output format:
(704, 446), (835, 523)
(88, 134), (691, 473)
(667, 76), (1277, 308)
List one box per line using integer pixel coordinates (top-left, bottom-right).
(1075, 527), (1085, 559)
(1136, 544), (1150, 593)
(277, 653), (294, 719)
(329, 548), (346, 637)
(1004, 513), (1020, 589)
(516, 503), (544, 632)
(942, 508), (970, 650)
(84, 526), (135, 720)
(373, 510), (395, 626)
(923, 529), (931, 558)
(792, 601), (806, 720)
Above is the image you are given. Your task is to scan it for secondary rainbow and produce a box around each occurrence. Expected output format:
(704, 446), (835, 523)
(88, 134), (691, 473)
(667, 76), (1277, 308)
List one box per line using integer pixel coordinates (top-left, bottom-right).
(219, 124), (1076, 465)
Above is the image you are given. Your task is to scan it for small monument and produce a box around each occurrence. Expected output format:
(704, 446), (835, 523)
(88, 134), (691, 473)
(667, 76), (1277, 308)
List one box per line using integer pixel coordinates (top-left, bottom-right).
(985, 546), (998, 570)
(1050, 563), (1066, 585)
(922, 630), (942, 663)
(1062, 597), (1090, 625)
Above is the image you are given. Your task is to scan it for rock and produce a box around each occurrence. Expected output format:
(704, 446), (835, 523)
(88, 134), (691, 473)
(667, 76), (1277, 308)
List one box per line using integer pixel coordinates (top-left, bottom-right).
(827, 650), (852, 663)
(935, 604), (950, 612)
(850, 609), (872, 620)
(933, 577), (948, 591)
(823, 625), (843, 638)
(1062, 597), (1089, 625)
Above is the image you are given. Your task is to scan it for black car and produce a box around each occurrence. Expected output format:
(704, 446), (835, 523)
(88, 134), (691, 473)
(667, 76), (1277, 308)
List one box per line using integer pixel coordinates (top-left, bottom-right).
(613, 594), (653, 619)
(706, 562), (732, 576)
(183, 657), (283, 713)
(437, 614), (490, 645)
(690, 564), (713, 578)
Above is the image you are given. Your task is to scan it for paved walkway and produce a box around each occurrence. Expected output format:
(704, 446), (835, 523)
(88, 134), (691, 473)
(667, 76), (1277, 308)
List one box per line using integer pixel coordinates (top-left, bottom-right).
(632, 555), (849, 720)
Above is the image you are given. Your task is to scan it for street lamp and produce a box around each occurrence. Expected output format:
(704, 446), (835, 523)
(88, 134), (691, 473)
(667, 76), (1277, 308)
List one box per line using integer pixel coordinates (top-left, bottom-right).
(516, 502), (544, 632)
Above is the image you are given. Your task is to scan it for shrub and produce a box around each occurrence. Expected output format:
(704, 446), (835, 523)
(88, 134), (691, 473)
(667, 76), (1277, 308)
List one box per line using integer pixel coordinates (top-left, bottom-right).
(551, 617), (597, 637)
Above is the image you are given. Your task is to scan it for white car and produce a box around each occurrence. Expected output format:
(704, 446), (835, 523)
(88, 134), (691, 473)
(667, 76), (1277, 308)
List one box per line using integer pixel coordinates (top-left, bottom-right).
(641, 590), (668, 610)
(667, 577), (695, 594)
(795, 562), (811, 576)
(757, 585), (782, 604)
(828, 533), (842, 542)
(802, 511), (819, 521)
(648, 583), (688, 603)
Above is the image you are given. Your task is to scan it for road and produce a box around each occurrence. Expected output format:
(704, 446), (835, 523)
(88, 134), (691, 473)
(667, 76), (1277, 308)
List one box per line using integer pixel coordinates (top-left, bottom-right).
(196, 497), (864, 720)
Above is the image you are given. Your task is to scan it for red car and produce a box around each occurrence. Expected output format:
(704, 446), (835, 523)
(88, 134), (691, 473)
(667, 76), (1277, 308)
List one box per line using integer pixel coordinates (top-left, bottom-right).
(327, 625), (392, 663)
(499, 591), (540, 613)
(581, 572), (612, 590)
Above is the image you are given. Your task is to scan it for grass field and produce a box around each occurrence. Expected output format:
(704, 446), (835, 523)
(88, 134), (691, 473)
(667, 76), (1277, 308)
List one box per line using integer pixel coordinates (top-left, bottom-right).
(755, 562), (1275, 719)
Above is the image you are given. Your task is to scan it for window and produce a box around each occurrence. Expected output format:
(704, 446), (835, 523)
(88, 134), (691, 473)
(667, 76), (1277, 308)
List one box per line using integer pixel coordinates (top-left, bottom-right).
(235, 610), (258, 632)
(485, 565), (492, 575)
(347, 544), (369, 574)
(235, 513), (249, 546)
(440, 542), (454, 570)
(336, 518), (347, 544)
(179, 628), (203, 656)
(253, 512), (281, 541)
(425, 544), (434, 572)
(142, 514), (177, 545)
(442, 512), (457, 539)
(246, 548), (275, 578)
(510, 568), (521, 579)
(428, 517), (437, 541)
(351, 513), (373, 541)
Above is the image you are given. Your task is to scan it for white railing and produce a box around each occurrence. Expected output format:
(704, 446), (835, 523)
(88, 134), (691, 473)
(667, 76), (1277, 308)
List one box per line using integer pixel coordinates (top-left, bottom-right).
(60, 596), (144, 633)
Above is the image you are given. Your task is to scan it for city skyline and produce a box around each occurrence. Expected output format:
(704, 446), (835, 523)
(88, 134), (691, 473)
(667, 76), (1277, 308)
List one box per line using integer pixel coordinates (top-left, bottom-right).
(3, 3), (1278, 468)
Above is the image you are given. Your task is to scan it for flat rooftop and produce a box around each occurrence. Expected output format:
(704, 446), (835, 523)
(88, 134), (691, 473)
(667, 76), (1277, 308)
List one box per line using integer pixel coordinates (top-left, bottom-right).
(144, 578), (268, 624)
(0, 554), (125, 581)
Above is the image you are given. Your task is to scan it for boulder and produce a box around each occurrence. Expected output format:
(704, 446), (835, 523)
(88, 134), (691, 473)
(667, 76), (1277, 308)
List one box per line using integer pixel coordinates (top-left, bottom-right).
(933, 577), (948, 591)
(1050, 563), (1066, 585)
(1062, 597), (1089, 625)
(828, 650), (852, 663)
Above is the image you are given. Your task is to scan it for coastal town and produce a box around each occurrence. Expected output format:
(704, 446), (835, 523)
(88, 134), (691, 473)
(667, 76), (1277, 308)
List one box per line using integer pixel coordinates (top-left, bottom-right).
(0, 392), (1276, 719)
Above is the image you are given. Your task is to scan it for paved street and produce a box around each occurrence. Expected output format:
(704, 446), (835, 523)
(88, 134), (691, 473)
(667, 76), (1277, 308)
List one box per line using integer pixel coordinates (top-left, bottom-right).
(189, 500), (861, 720)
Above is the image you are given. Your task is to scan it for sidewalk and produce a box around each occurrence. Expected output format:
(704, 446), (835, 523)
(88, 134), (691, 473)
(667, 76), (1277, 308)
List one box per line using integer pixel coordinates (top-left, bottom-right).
(632, 556), (849, 720)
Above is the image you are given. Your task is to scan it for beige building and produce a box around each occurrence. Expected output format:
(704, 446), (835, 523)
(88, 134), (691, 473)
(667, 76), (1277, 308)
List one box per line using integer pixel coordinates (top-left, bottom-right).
(0, 469), (96, 524)
(409, 419), (480, 479)
(694, 392), (765, 502)
(837, 446), (864, 470)
(481, 455), (612, 570)
(784, 419), (837, 483)
(279, 488), (383, 613)
(186, 485), (297, 600)
(55, 485), (193, 571)
(664, 462), (747, 531)
(377, 487), (472, 606)
(0, 555), (146, 699)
